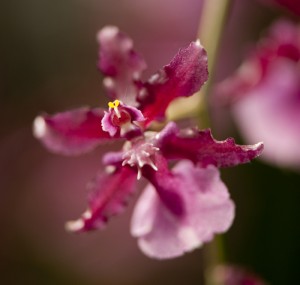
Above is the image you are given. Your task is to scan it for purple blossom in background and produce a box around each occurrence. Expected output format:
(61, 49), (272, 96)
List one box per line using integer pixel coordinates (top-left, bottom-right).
(210, 264), (267, 285)
(33, 26), (263, 259)
(216, 20), (300, 170)
(261, 0), (300, 16)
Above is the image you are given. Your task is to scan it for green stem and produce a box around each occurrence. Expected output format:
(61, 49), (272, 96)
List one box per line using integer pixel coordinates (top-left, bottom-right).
(204, 236), (226, 285)
(198, 0), (233, 81)
(196, 0), (233, 284)
(197, 0), (233, 128)
(167, 0), (232, 129)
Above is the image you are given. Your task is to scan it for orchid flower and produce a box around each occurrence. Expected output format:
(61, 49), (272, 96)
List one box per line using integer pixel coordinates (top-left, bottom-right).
(33, 26), (263, 259)
(216, 20), (300, 170)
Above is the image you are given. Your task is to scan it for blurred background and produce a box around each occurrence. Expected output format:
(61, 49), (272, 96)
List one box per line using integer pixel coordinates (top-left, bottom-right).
(1, 0), (299, 284)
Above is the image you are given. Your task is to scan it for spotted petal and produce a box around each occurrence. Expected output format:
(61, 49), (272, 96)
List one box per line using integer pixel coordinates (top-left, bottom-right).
(156, 122), (263, 168)
(66, 166), (136, 232)
(97, 26), (147, 105)
(131, 160), (234, 259)
(138, 41), (208, 126)
(33, 108), (113, 155)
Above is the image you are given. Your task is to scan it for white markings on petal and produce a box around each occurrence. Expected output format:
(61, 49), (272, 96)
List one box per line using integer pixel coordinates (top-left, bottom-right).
(138, 88), (148, 100)
(148, 161), (158, 171)
(246, 142), (264, 150)
(137, 168), (142, 180)
(142, 150), (150, 157)
(148, 73), (160, 84)
(103, 77), (115, 89)
(82, 209), (92, 219)
(195, 39), (202, 46)
(120, 121), (136, 137)
(178, 227), (201, 250)
(97, 26), (118, 42)
(105, 165), (116, 174)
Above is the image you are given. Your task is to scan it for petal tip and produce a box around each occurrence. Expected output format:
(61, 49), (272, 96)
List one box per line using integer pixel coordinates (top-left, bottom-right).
(249, 141), (264, 155)
(255, 141), (264, 150)
(97, 25), (119, 42)
(65, 219), (84, 232)
(194, 39), (202, 47)
(33, 116), (47, 138)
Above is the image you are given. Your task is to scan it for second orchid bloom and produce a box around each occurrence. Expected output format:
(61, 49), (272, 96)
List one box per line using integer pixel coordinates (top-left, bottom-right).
(33, 26), (263, 259)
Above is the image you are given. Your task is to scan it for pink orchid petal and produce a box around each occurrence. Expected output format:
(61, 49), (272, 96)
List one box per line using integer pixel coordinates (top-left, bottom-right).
(33, 107), (113, 155)
(66, 166), (136, 232)
(138, 41), (208, 125)
(233, 60), (300, 169)
(131, 160), (234, 259)
(101, 101), (145, 138)
(216, 20), (300, 103)
(97, 26), (147, 105)
(156, 122), (263, 168)
(217, 20), (300, 170)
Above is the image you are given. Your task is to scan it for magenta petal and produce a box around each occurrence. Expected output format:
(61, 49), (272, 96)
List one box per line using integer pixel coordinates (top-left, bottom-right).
(232, 60), (300, 169)
(156, 122), (263, 168)
(66, 166), (136, 232)
(33, 107), (113, 155)
(101, 110), (118, 137)
(141, 154), (185, 217)
(216, 20), (300, 103)
(138, 41), (208, 125)
(101, 102), (145, 138)
(216, 20), (300, 170)
(97, 26), (147, 104)
(131, 160), (234, 259)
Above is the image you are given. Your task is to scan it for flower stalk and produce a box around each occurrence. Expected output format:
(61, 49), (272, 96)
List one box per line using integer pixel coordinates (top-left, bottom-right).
(197, 0), (233, 283)
(167, 0), (232, 128)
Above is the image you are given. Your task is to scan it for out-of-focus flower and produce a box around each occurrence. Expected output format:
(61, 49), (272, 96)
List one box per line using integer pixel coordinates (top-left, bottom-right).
(216, 20), (300, 170)
(33, 26), (263, 259)
(261, 0), (300, 16)
(209, 264), (267, 285)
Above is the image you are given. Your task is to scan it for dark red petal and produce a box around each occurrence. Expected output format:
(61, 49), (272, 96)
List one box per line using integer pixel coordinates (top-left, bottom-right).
(33, 107), (114, 155)
(66, 166), (137, 232)
(141, 154), (185, 217)
(156, 122), (264, 168)
(138, 41), (208, 126)
(97, 26), (147, 104)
